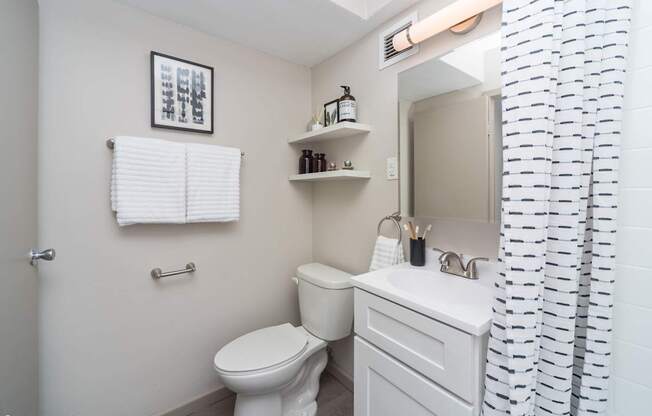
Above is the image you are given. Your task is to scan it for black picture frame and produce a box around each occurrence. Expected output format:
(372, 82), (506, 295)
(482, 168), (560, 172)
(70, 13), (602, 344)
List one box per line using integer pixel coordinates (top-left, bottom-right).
(323, 98), (340, 127)
(150, 51), (214, 134)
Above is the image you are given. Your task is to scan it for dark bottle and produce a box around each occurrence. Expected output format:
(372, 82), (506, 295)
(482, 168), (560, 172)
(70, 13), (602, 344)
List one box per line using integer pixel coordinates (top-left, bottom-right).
(307, 150), (315, 173)
(312, 153), (323, 173)
(338, 85), (357, 122)
(319, 153), (328, 172)
(299, 149), (313, 174)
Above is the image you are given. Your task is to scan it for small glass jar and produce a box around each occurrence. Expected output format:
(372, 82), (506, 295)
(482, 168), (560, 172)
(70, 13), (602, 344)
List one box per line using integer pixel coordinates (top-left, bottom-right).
(319, 153), (328, 172)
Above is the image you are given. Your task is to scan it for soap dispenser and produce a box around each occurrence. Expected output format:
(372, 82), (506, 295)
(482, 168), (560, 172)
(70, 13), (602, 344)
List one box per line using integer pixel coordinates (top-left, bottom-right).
(338, 85), (357, 122)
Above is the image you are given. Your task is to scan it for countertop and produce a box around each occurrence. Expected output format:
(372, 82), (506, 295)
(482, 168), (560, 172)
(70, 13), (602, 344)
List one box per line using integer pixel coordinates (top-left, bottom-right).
(351, 257), (496, 336)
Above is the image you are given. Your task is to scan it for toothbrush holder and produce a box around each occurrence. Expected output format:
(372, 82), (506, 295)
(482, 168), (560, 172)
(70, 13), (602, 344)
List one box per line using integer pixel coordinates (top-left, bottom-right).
(409, 238), (426, 267)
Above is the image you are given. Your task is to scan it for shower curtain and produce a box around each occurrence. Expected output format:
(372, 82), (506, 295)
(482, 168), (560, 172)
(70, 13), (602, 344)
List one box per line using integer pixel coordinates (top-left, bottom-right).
(482, 1), (631, 416)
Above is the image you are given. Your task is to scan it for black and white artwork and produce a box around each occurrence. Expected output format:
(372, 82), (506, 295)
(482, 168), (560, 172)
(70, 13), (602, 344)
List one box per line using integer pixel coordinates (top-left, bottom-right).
(151, 51), (213, 134)
(323, 99), (339, 127)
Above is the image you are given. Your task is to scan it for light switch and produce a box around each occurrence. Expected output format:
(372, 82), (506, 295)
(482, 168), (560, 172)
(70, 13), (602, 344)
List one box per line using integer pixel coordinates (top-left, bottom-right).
(386, 157), (398, 180)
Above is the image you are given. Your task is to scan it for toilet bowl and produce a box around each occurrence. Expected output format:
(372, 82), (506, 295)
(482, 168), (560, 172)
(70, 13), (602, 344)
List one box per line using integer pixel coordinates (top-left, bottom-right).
(215, 325), (327, 416)
(214, 263), (353, 416)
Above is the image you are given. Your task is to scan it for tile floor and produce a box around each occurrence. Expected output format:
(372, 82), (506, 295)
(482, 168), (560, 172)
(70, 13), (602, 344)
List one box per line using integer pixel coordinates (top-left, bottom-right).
(189, 372), (353, 416)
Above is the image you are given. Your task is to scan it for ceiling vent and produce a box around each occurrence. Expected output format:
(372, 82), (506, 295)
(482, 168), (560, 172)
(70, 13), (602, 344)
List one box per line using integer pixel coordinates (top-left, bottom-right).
(379, 12), (418, 70)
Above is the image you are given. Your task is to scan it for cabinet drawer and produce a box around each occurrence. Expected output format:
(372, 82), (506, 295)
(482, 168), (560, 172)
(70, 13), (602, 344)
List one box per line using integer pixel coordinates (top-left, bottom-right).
(354, 288), (475, 401)
(355, 336), (473, 416)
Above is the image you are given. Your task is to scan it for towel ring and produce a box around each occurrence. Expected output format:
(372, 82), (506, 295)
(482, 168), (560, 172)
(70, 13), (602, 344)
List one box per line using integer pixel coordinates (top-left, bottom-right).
(377, 212), (402, 246)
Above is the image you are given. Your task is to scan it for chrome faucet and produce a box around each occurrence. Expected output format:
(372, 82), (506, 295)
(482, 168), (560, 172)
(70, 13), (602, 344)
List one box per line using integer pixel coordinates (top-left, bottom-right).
(433, 248), (488, 280)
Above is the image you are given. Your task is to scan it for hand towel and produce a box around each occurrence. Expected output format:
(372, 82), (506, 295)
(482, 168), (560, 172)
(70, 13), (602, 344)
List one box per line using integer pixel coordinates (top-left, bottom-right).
(369, 235), (405, 272)
(110, 136), (186, 226)
(186, 143), (241, 222)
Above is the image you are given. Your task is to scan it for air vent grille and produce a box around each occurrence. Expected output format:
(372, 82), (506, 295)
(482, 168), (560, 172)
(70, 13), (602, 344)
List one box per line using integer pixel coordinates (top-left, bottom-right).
(378, 13), (419, 70)
(383, 22), (413, 61)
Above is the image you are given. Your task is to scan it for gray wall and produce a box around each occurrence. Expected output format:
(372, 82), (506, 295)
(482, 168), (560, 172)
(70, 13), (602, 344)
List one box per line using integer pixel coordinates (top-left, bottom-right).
(38, 0), (312, 414)
(0, 1), (39, 415)
(310, 0), (501, 378)
(412, 96), (489, 221)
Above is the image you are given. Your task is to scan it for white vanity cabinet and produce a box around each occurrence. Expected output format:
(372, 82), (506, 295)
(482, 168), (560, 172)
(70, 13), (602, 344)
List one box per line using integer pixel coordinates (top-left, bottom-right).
(353, 288), (489, 416)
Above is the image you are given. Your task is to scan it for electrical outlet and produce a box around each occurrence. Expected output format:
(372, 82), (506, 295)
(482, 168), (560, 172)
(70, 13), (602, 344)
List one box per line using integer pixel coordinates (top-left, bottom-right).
(386, 157), (398, 180)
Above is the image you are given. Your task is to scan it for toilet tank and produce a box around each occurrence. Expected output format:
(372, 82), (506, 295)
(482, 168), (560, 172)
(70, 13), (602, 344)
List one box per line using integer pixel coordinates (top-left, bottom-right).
(296, 263), (353, 341)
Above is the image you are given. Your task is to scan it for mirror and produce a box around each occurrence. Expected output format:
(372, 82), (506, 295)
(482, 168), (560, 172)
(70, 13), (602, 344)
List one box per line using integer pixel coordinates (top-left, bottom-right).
(398, 31), (502, 224)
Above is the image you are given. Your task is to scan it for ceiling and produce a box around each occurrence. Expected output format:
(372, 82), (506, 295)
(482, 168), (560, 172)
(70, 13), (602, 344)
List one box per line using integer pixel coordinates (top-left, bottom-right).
(114, 0), (421, 67)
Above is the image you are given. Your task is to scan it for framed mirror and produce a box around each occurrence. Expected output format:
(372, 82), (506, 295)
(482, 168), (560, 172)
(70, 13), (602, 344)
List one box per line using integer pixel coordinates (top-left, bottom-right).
(398, 30), (502, 226)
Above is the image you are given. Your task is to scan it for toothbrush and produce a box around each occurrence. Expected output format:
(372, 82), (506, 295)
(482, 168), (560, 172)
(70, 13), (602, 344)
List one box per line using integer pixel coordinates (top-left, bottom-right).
(422, 224), (432, 240)
(404, 222), (416, 239)
(408, 221), (417, 239)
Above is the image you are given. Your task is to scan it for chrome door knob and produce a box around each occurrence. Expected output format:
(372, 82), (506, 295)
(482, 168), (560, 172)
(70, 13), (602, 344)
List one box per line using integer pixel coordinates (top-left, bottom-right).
(30, 248), (56, 266)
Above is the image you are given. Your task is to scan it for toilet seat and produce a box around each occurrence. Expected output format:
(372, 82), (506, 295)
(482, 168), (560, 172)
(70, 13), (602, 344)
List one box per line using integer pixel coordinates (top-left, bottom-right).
(214, 323), (308, 374)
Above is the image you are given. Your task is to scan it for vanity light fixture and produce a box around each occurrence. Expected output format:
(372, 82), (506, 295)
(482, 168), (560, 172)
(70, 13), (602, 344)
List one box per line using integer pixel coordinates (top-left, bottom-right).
(392, 0), (502, 51)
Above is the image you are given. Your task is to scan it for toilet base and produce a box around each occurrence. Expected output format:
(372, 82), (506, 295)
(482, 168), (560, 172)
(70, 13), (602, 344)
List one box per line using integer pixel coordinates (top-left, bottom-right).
(233, 348), (328, 416)
(234, 392), (282, 416)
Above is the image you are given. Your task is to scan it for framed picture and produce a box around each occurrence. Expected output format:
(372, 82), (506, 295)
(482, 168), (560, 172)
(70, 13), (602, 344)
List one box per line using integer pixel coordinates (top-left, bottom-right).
(324, 99), (339, 127)
(151, 51), (214, 134)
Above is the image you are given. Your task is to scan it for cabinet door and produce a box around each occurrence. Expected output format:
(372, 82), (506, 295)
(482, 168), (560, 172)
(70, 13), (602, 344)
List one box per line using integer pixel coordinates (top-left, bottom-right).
(355, 289), (475, 401)
(354, 336), (473, 416)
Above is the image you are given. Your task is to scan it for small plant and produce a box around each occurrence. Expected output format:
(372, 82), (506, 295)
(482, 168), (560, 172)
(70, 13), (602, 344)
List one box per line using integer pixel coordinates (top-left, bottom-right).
(311, 111), (323, 125)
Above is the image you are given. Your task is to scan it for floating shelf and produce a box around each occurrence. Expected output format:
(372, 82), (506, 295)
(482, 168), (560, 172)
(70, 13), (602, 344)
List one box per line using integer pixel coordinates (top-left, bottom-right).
(288, 122), (372, 144)
(289, 170), (371, 182)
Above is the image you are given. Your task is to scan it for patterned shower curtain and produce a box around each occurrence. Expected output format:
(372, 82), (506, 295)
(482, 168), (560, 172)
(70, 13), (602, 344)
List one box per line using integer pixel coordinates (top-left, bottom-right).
(482, 1), (631, 415)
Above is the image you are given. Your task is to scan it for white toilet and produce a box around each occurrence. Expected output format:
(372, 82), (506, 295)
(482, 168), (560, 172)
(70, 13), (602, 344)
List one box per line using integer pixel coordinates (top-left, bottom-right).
(214, 263), (353, 416)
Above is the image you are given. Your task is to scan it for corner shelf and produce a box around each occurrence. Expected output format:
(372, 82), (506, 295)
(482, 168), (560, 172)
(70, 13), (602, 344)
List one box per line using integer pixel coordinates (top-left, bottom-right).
(289, 170), (371, 182)
(288, 122), (372, 144)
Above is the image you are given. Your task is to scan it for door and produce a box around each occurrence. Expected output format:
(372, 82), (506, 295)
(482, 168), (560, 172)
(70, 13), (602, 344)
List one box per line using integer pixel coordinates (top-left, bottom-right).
(0, 1), (40, 415)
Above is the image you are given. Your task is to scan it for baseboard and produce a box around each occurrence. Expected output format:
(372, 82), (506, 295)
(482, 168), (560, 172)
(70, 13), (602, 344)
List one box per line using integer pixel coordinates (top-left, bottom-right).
(158, 363), (349, 416)
(158, 386), (234, 416)
(326, 362), (354, 392)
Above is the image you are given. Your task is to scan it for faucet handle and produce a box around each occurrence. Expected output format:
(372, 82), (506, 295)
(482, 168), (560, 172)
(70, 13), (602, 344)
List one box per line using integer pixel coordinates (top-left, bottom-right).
(463, 257), (489, 279)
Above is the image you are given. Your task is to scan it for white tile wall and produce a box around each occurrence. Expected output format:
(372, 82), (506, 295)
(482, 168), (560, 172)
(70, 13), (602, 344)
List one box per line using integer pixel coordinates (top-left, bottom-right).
(610, 1), (652, 414)
(622, 107), (652, 149)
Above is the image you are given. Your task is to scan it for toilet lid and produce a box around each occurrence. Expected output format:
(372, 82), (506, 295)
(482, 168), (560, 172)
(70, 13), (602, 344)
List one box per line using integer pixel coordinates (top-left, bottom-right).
(214, 324), (308, 373)
(297, 263), (352, 290)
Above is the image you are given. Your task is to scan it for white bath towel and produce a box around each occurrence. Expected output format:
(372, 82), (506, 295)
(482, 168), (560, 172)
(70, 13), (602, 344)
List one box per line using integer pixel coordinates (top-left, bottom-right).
(186, 143), (241, 222)
(369, 235), (405, 272)
(110, 136), (186, 226)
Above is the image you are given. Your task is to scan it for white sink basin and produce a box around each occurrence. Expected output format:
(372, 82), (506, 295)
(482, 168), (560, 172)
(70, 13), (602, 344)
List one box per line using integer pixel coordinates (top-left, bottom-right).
(387, 268), (468, 295)
(352, 263), (495, 335)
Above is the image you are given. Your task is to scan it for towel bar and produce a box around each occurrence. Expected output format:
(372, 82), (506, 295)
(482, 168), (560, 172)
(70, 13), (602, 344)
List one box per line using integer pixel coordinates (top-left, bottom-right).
(151, 262), (196, 280)
(106, 138), (244, 157)
(377, 212), (402, 246)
